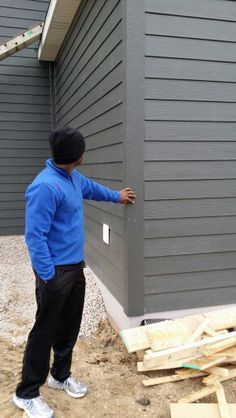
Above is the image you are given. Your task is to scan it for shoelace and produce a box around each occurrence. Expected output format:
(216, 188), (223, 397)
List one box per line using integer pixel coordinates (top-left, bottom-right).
(25, 400), (34, 411)
(64, 376), (80, 392)
(34, 396), (50, 410)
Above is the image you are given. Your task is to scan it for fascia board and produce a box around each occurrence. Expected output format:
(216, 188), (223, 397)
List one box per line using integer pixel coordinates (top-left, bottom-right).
(38, 0), (81, 61)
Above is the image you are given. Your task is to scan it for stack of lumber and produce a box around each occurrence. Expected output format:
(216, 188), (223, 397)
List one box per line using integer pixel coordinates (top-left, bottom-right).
(120, 307), (236, 418)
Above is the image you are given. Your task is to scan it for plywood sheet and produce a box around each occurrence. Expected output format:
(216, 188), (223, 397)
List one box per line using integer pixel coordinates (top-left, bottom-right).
(170, 403), (236, 418)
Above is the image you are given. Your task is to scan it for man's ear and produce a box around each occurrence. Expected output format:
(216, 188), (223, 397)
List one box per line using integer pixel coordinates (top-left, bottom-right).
(78, 155), (84, 165)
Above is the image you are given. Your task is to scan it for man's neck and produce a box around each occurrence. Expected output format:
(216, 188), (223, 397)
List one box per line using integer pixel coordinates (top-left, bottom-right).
(54, 162), (74, 174)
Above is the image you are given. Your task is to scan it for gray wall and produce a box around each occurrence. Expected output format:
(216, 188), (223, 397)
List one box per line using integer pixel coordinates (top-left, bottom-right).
(0, 0), (51, 235)
(54, 0), (125, 304)
(144, 0), (236, 312)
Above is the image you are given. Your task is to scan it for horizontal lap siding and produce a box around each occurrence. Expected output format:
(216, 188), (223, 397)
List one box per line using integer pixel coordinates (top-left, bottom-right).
(144, 0), (236, 312)
(54, 0), (124, 304)
(0, 0), (51, 235)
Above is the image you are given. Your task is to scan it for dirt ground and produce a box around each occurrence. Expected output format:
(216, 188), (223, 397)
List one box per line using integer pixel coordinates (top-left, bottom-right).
(1, 320), (236, 418)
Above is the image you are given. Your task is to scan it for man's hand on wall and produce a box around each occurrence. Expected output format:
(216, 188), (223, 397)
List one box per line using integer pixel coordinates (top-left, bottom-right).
(119, 188), (136, 204)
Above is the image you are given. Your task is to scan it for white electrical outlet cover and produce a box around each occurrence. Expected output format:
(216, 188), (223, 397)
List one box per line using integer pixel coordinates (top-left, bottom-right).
(103, 224), (110, 245)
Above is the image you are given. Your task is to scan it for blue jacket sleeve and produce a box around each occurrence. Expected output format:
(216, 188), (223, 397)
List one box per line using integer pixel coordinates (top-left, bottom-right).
(80, 175), (120, 202)
(25, 182), (58, 280)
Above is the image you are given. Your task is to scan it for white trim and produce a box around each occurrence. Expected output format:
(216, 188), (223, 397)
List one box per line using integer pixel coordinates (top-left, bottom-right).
(38, 0), (81, 61)
(89, 267), (236, 331)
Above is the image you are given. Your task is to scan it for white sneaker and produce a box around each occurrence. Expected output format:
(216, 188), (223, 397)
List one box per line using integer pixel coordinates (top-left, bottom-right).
(48, 374), (87, 398)
(13, 394), (54, 417)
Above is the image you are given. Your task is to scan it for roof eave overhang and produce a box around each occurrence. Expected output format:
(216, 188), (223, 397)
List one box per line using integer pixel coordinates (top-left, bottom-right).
(38, 0), (81, 62)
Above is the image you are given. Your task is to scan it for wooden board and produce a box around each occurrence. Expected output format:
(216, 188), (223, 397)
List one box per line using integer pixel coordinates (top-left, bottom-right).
(178, 385), (217, 403)
(143, 331), (236, 369)
(182, 356), (227, 371)
(187, 318), (209, 342)
(120, 307), (236, 353)
(146, 320), (197, 352)
(216, 383), (231, 418)
(203, 336), (236, 356)
(137, 355), (202, 371)
(143, 370), (205, 387)
(203, 367), (236, 385)
(170, 403), (236, 418)
(120, 314), (202, 353)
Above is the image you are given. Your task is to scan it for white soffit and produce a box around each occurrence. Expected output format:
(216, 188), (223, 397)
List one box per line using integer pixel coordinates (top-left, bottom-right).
(38, 0), (81, 61)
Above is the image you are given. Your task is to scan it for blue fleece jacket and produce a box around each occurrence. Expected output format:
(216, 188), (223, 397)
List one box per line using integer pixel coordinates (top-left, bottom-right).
(25, 159), (120, 280)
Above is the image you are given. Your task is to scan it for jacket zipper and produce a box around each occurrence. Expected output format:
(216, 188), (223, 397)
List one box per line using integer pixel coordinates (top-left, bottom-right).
(68, 173), (75, 190)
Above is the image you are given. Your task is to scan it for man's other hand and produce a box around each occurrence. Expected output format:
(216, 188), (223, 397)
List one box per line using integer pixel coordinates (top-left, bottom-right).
(119, 188), (136, 204)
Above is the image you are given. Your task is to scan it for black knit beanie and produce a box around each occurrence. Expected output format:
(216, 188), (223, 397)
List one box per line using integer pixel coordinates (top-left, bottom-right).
(48, 126), (86, 164)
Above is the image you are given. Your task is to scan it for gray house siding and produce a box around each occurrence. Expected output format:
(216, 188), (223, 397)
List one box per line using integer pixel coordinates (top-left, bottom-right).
(54, 0), (125, 304)
(144, 0), (236, 312)
(0, 0), (51, 235)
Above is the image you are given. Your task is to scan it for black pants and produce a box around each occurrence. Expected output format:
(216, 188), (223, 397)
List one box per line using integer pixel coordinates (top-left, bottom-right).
(16, 263), (86, 399)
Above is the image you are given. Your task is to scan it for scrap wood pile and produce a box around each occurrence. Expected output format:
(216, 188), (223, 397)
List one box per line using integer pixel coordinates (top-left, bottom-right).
(120, 307), (236, 418)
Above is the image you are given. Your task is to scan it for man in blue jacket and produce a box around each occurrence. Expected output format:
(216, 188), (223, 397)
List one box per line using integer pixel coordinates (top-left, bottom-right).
(13, 126), (136, 418)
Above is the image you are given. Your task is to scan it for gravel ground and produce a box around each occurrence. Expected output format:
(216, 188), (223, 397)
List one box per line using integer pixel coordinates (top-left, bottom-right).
(0, 235), (107, 345)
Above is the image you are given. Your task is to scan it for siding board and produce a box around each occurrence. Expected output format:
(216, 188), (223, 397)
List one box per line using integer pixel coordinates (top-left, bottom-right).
(0, 226), (24, 234)
(55, 0), (121, 90)
(144, 0), (236, 313)
(0, 131), (48, 140)
(0, 0), (51, 235)
(145, 161), (236, 181)
(144, 288), (236, 313)
(145, 217), (236, 239)
(144, 199), (236, 220)
(85, 143), (122, 164)
(144, 252), (236, 276)
(144, 269), (236, 295)
(70, 103), (123, 137)
(146, 13), (236, 42)
(81, 123), (123, 149)
(56, 15), (122, 102)
(146, 121), (236, 142)
(0, 218), (25, 227)
(79, 162), (123, 181)
(0, 74), (50, 86)
(145, 0), (236, 22)
(0, 201), (25, 210)
(0, 95), (51, 105)
(145, 180), (236, 200)
(0, 184), (27, 193)
(0, 1), (49, 11)
(146, 36), (236, 63)
(58, 83), (123, 127)
(146, 79), (236, 102)
(84, 200), (123, 218)
(0, 84), (49, 96)
(54, 0), (124, 306)
(56, 62), (123, 123)
(55, 0), (100, 80)
(146, 57), (236, 82)
(56, 22), (122, 111)
(145, 234), (236, 257)
(0, 209), (25, 218)
(0, 194), (25, 202)
(85, 243), (124, 304)
(145, 101), (236, 121)
(84, 204), (123, 234)
(56, 42), (122, 114)
(85, 216), (123, 253)
(145, 142), (236, 161)
(0, 166), (42, 175)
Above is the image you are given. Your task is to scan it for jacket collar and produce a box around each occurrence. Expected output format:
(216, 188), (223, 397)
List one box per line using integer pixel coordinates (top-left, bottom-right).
(46, 158), (72, 178)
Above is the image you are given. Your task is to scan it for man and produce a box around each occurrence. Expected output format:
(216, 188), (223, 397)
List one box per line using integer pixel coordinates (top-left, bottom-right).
(13, 126), (136, 417)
